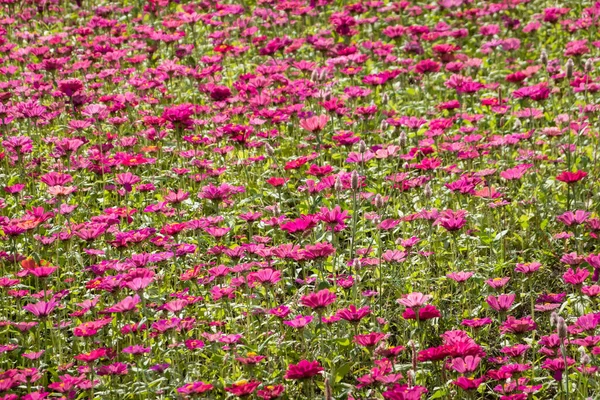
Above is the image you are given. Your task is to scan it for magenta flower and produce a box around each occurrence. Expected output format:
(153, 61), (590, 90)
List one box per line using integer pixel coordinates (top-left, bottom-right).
(100, 295), (140, 314)
(300, 289), (336, 310)
(563, 268), (590, 285)
(283, 315), (314, 329)
(23, 300), (59, 319)
(353, 332), (388, 347)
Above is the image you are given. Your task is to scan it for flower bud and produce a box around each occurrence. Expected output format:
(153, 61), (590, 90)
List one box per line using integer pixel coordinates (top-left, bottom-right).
(540, 50), (548, 66)
(334, 175), (343, 192)
(550, 311), (559, 326)
(514, 119), (522, 130)
(566, 58), (574, 80)
(358, 140), (367, 153)
(265, 143), (274, 156)
(310, 69), (318, 81)
(351, 170), (359, 191)
(319, 69), (327, 81)
(399, 131), (407, 147)
(424, 183), (432, 198)
(585, 59), (593, 74)
(374, 193), (384, 209)
(581, 352), (591, 365)
(324, 377), (333, 400)
(557, 316), (568, 339)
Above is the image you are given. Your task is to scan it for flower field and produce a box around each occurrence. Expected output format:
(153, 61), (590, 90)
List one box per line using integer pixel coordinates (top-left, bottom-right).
(1, 0), (600, 398)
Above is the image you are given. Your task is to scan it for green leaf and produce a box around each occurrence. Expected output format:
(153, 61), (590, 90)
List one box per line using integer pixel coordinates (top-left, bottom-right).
(334, 362), (352, 383)
(494, 229), (509, 241)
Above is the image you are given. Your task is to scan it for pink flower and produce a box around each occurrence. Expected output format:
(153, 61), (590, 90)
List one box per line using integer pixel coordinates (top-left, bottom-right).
(397, 292), (432, 308)
(556, 210), (590, 226)
(451, 355), (482, 373)
(100, 295), (140, 314)
(177, 381), (214, 395)
(283, 315), (313, 329)
(486, 294), (515, 312)
(300, 115), (328, 132)
(447, 271), (474, 282)
(514, 262), (541, 274)
(485, 277), (510, 289)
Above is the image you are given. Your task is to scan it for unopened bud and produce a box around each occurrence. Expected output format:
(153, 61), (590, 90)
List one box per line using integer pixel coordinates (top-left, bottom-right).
(358, 140), (367, 153)
(424, 183), (432, 198)
(381, 93), (389, 105)
(540, 50), (548, 66)
(557, 316), (568, 339)
(497, 86), (502, 105)
(550, 312), (559, 327)
(406, 369), (415, 387)
(514, 119), (522, 130)
(374, 193), (384, 209)
(324, 377), (333, 400)
(585, 59), (593, 74)
(566, 58), (574, 80)
(399, 131), (407, 147)
(352, 258), (361, 270)
(310, 69), (318, 81)
(334, 175), (343, 192)
(265, 143), (274, 156)
(581, 352), (591, 365)
(272, 203), (280, 217)
(380, 120), (389, 131)
(351, 170), (359, 191)
(319, 69), (327, 81)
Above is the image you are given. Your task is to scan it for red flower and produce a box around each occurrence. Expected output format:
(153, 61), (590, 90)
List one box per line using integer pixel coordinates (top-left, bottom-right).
(284, 360), (323, 379)
(177, 381), (214, 395)
(401, 304), (441, 320)
(225, 380), (261, 397)
(257, 384), (285, 399)
(556, 170), (587, 184)
(354, 332), (388, 347)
